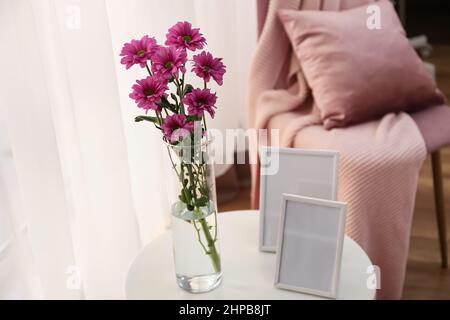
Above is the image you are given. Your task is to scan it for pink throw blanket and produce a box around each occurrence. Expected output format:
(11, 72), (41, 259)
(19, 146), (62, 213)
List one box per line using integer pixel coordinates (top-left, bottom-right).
(247, 0), (427, 299)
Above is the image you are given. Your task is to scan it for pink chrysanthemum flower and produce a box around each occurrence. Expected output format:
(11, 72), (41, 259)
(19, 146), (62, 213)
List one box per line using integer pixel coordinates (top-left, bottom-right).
(165, 21), (206, 51)
(183, 88), (217, 119)
(161, 114), (195, 143)
(129, 76), (168, 112)
(152, 46), (187, 79)
(120, 35), (158, 69)
(192, 51), (226, 86)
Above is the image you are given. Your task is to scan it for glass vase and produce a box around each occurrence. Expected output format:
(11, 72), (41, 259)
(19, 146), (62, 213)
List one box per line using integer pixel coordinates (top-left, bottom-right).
(164, 137), (222, 293)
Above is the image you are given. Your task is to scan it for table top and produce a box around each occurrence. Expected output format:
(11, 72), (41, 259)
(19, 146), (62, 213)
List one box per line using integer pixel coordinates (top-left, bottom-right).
(125, 210), (375, 300)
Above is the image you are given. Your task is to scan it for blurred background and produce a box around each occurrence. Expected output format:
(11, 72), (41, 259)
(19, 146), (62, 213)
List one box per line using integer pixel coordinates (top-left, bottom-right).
(219, 0), (450, 299)
(0, 0), (449, 299)
(0, 0), (256, 299)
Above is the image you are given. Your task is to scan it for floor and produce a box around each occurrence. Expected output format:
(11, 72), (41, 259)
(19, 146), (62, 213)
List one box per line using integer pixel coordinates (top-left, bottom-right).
(218, 45), (450, 299)
(403, 45), (450, 299)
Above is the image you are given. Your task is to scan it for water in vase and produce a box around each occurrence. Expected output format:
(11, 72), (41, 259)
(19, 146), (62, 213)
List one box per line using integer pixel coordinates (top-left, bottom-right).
(171, 200), (222, 293)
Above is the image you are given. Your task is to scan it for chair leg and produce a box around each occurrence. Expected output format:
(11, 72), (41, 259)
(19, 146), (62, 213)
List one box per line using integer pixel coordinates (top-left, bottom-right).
(431, 150), (448, 268)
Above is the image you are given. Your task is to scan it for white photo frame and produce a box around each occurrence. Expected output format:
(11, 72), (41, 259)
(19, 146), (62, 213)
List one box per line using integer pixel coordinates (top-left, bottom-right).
(275, 194), (347, 299)
(259, 146), (339, 252)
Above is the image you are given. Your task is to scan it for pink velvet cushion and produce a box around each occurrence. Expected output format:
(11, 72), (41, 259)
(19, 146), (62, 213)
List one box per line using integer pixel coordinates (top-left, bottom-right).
(279, 0), (445, 130)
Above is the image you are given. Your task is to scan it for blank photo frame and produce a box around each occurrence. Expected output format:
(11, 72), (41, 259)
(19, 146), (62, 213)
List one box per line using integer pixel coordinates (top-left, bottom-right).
(275, 194), (347, 299)
(259, 147), (339, 252)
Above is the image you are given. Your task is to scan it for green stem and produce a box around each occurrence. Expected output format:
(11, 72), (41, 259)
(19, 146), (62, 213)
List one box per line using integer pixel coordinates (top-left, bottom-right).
(174, 77), (185, 114)
(172, 134), (220, 273)
(155, 112), (163, 126)
(203, 116), (208, 133)
(199, 217), (221, 273)
(187, 163), (196, 206)
(193, 220), (209, 254)
(166, 147), (180, 179)
(180, 162), (185, 187)
(146, 63), (152, 76)
(213, 210), (218, 242)
(181, 72), (185, 91)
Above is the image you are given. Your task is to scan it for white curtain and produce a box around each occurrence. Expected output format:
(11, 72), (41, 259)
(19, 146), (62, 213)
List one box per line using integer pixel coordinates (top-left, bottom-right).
(0, 0), (256, 299)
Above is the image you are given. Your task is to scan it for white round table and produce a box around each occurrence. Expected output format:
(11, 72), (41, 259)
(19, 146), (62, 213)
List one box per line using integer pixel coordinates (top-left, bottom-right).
(125, 210), (375, 300)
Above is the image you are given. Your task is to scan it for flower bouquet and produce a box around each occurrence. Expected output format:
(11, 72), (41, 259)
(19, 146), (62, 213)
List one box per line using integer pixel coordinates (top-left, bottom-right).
(120, 22), (226, 293)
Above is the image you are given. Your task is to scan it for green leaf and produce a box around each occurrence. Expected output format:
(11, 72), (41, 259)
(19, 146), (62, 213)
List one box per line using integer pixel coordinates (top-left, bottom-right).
(170, 93), (179, 104)
(184, 84), (194, 95)
(196, 196), (208, 207)
(135, 116), (158, 123)
(182, 188), (192, 203)
(186, 115), (201, 122)
(199, 185), (210, 197)
(159, 96), (177, 112)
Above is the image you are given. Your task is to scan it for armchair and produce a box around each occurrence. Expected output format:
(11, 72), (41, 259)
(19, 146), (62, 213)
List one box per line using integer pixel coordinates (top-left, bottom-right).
(407, 35), (449, 268)
(252, 0), (450, 299)
(412, 104), (450, 268)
